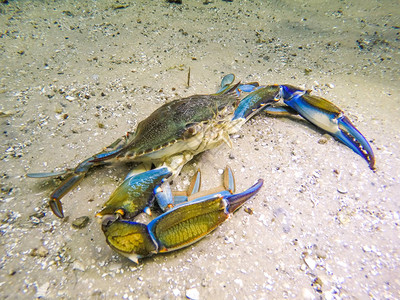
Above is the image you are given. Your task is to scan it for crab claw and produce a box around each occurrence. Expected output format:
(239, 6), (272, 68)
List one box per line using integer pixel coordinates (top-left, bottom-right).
(101, 178), (263, 263)
(96, 167), (172, 220)
(101, 216), (157, 264)
(336, 115), (375, 169)
(279, 85), (375, 170)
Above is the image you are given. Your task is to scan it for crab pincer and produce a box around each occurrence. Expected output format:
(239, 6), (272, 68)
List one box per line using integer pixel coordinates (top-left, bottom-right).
(278, 85), (375, 170)
(96, 167), (172, 219)
(101, 178), (263, 264)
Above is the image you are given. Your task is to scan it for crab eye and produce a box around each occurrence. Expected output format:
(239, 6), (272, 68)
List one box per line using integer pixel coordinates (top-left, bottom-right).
(184, 123), (198, 138)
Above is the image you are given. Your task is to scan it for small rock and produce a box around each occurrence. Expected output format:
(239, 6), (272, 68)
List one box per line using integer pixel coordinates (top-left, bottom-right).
(31, 246), (49, 257)
(72, 261), (86, 272)
(315, 275), (329, 288)
(304, 257), (317, 270)
(201, 277), (208, 287)
(172, 289), (181, 297)
(109, 262), (123, 272)
(35, 282), (50, 298)
(0, 110), (14, 117)
(112, 3), (130, 9)
(326, 83), (335, 89)
(318, 134), (330, 144)
(244, 207), (254, 215)
(30, 216), (42, 225)
(71, 126), (80, 134)
(92, 290), (103, 297)
(55, 105), (63, 114)
(30, 211), (46, 219)
(224, 236), (234, 244)
(337, 185), (348, 194)
(72, 216), (90, 229)
(234, 278), (243, 288)
(9, 269), (17, 276)
(362, 245), (372, 252)
(300, 263), (307, 271)
(185, 288), (199, 300)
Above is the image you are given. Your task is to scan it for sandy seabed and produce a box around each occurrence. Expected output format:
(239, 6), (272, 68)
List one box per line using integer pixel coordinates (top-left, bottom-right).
(0, 0), (399, 299)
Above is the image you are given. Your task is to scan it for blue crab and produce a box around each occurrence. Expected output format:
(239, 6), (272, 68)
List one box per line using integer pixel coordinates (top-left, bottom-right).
(27, 73), (375, 262)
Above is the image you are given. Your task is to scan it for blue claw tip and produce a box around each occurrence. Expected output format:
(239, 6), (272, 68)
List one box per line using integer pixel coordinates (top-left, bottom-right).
(337, 116), (375, 170)
(226, 179), (263, 213)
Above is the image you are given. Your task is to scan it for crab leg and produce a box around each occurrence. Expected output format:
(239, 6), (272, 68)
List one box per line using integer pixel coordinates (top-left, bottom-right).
(48, 158), (95, 217)
(278, 85), (375, 169)
(217, 74), (283, 121)
(27, 134), (134, 218)
(171, 166), (236, 207)
(101, 178), (263, 263)
(232, 85), (280, 120)
(27, 157), (96, 218)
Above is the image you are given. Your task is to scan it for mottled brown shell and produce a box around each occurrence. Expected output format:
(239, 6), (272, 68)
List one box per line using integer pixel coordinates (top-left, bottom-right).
(118, 94), (238, 158)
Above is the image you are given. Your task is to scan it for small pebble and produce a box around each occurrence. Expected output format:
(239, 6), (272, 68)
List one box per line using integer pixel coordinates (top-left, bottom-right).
(35, 282), (50, 298)
(318, 134), (330, 144)
(30, 216), (42, 225)
(186, 288), (199, 300)
(72, 261), (86, 272)
(244, 207), (254, 215)
(362, 245), (371, 252)
(224, 236), (234, 244)
(0, 110), (14, 116)
(30, 245), (49, 257)
(315, 275), (329, 288)
(55, 106), (63, 114)
(304, 257), (317, 270)
(234, 278), (243, 288)
(72, 216), (90, 229)
(337, 185), (348, 194)
(326, 83), (335, 89)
